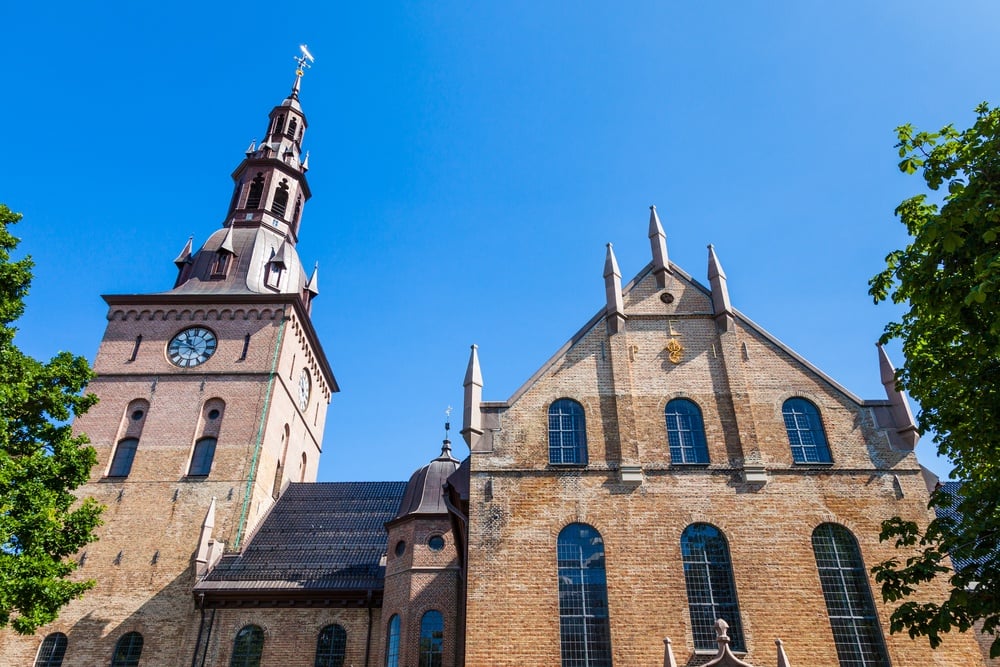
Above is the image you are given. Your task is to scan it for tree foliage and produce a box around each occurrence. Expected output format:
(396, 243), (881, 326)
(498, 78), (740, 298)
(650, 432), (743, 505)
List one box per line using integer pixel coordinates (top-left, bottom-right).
(0, 204), (102, 634)
(869, 103), (1000, 656)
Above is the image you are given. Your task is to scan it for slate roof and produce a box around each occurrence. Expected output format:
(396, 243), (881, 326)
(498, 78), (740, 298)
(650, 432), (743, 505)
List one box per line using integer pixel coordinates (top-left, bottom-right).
(196, 481), (406, 599)
(933, 481), (991, 576)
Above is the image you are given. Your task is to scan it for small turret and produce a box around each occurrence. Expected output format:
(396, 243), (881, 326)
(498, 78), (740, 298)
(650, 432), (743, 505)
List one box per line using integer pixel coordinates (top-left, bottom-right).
(648, 205), (671, 288)
(708, 244), (734, 331)
(604, 243), (626, 334)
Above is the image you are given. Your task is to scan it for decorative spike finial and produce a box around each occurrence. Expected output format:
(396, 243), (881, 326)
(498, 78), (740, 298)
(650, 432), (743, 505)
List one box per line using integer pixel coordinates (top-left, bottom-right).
(663, 638), (678, 667)
(305, 262), (320, 295)
(173, 236), (194, 268)
(301, 150), (310, 172)
(877, 344), (919, 450)
(245, 138), (257, 156)
(648, 205), (671, 287)
(462, 344), (484, 449)
(707, 244), (734, 332)
(776, 639), (790, 667)
(604, 243), (626, 334)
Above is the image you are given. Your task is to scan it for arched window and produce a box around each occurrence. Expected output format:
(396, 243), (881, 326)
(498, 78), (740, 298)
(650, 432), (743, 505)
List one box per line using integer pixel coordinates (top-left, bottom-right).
(188, 437), (217, 476)
(110, 632), (143, 667)
(812, 524), (890, 667)
(108, 438), (139, 477)
(272, 114), (285, 136)
(34, 633), (67, 667)
(681, 524), (745, 651)
(230, 625), (264, 667)
(419, 611), (444, 667)
(315, 624), (347, 667)
(272, 179), (290, 218)
(549, 399), (587, 465)
(783, 398), (832, 463)
(557, 523), (612, 666)
(189, 399), (223, 477)
(300, 451), (308, 482)
(385, 615), (400, 667)
(286, 117), (298, 139)
(665, 398), (709, 464)
(246, 173), (265, 209)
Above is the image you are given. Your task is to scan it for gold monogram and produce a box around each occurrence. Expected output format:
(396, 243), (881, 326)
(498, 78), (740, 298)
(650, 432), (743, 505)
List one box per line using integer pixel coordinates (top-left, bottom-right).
(666, 338), (684, 364)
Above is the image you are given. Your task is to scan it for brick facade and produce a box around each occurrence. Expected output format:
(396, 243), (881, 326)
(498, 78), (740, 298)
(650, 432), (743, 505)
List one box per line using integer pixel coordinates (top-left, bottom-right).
(1, 80), (993, 667)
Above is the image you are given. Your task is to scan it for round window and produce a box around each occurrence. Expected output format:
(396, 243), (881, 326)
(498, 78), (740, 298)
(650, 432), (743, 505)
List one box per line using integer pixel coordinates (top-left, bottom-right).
(428, 535), (445, 552)
(208, 409), (221, 420)
(131, 409), (144, 421)
(394, 540), (406, 557)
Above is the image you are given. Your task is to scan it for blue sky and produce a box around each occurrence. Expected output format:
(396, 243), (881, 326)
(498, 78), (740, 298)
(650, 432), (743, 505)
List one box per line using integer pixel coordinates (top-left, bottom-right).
(2, 2), (998, 483)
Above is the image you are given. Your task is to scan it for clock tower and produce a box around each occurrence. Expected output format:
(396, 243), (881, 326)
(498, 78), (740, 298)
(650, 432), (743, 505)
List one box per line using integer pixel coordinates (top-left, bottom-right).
(3, 68), (338, 665)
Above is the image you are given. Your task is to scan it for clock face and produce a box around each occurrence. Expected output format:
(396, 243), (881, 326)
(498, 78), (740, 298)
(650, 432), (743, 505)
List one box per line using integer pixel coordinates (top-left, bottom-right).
(167, 327), (218, 367)
(298, 368), (311, 410)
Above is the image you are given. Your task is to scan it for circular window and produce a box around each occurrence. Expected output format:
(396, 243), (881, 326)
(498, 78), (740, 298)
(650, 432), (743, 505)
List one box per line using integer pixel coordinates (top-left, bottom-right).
(659, 292), (675, 304)
(131, 409), (144, 421)
(428, 535), (445, 551)
(394, 540), (406, 557)
(208, 409), (221, 420)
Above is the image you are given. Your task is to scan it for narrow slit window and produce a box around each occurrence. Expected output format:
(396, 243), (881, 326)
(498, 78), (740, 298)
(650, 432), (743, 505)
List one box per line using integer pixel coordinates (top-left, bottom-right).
(129, 335), (142, 362)
(385, 615), (400, 667)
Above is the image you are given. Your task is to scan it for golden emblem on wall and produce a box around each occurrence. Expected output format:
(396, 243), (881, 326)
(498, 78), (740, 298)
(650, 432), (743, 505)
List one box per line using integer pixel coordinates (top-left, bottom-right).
(666, 338), (684, 364)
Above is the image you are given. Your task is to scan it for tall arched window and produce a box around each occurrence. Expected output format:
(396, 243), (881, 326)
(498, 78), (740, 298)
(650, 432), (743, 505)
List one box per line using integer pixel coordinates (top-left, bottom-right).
(246, 173), (265, 209)
(681, 524), (745, 651)
(557, 523), (612, 667)
(286, 117), (298, 139)
(315, 624), (347, 667)
(665, 398), (709, 464)
(385, 615), (400, 667)
(230, 625), (264, 667)
(110, 632), (143, 667)
(189, 399), (224, 477)
(549, 399), (587, 465)
(34, 633), (67, 667)
(783, 398), (832, 463)
(108, 438), (139, 477)
(812, 524), (890, 667)
(419, 611), (444, 667)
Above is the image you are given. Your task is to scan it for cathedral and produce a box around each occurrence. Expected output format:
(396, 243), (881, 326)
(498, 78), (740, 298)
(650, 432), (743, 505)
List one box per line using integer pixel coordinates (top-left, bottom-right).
(0, 68), (992, 667)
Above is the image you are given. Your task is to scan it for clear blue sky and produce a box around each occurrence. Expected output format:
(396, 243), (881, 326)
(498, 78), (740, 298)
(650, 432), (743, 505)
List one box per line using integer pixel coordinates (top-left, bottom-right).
(2, 2), (998, 483)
